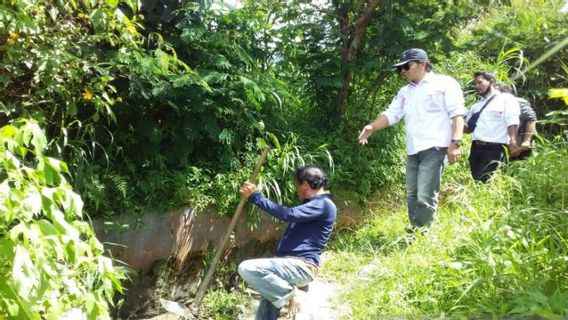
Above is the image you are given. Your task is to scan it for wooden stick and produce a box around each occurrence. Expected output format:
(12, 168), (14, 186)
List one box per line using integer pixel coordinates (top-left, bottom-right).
(192, 147), (270, 308)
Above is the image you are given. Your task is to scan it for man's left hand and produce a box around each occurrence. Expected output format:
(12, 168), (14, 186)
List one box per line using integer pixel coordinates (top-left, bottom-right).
(447, 143), (461, 164)
(520, 140), (531, 151)
(240, 181), (257, 199)
(509, 142), (522, 157)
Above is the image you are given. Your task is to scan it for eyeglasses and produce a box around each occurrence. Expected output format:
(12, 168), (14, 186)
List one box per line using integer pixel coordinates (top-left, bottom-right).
(396, 61), (417, 73)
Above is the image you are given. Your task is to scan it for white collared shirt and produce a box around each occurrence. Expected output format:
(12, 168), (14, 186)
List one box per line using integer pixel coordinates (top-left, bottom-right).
(466, 93), (520, 144)
(381, 72), (467, 155)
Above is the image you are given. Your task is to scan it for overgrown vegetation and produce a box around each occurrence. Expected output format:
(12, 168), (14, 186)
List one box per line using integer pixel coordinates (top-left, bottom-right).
(321, 135), (568, 318)
(0, 120), (127, 319)
(1, 0), (565, 217)
(1, 0), (568, 318)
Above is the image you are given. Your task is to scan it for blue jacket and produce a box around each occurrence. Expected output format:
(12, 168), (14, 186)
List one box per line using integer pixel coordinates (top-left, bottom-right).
(248, 191), (337, 267)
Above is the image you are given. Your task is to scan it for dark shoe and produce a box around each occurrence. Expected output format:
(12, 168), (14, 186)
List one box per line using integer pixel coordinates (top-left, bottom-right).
(256, 298), (280, 320)
(405, 226), (417, 234)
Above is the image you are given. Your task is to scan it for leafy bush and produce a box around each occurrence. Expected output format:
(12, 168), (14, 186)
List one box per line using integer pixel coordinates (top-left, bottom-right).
(456, 0), (568, 113)
(0, 119), (127, 319)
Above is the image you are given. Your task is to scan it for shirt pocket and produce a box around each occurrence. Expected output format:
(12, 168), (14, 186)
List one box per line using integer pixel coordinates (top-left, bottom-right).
(488, 110), (504, 122)
(424, 90), (444, 112)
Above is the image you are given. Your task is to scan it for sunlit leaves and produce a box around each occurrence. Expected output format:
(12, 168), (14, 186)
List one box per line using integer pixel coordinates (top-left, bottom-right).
(0, 120), (126, 319)
(549, 88), (568, 105)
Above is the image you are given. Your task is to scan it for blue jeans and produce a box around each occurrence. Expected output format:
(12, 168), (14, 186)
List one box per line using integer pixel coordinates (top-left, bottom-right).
(238, 257), (314, 320)
(406, 147), (446, 227)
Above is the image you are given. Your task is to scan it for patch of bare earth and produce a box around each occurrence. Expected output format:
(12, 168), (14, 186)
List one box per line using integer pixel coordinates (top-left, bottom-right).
(238, 278), (351, 320)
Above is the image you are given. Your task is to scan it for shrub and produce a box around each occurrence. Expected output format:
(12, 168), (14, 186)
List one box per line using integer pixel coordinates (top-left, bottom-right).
(0, 119), (127, 319)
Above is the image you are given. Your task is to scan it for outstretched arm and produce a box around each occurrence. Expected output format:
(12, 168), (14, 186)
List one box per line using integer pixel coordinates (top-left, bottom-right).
(358, 115), (389, 145)
(240, 181), (328, 222)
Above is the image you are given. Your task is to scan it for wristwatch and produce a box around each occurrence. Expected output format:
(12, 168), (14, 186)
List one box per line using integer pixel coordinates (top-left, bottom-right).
(451, 139), (462, 146)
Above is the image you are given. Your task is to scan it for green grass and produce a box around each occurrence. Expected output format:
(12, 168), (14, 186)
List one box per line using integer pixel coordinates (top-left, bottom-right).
(323, 138), (568, 319)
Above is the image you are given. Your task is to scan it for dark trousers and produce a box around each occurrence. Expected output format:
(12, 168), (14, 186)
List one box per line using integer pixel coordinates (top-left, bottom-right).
(256, 298), (280, 320)
(469, 142), (506, 183)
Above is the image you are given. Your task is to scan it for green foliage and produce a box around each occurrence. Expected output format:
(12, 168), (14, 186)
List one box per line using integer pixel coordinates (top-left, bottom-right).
(201, 288), (245, 320)
(545, 76), (568, 127)
(0, 0), (565, 265)
(112, 0), (290, 167)
(0, 0), (141, 132)
(0, 0), (178, 216)
(323, 139), (568, 318)
(456, 0), (568, 113)
(0, 119), (128, 319)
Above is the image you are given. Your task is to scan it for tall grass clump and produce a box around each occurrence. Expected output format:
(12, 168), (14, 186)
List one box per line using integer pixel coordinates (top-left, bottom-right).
(323, 138), (568, 319)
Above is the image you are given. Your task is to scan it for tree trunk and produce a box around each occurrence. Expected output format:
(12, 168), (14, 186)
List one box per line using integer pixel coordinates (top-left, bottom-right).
(334, 0), (383, 117)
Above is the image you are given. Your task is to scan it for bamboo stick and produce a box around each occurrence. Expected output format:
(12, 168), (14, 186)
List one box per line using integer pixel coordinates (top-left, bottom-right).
(192, 147), (270, 308)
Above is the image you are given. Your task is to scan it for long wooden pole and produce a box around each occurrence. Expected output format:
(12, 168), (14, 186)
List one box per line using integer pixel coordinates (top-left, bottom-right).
(192, 147), (270, 308)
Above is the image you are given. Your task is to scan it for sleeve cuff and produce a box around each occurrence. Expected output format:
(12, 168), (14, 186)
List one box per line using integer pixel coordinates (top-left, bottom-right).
(248, 191), (262, 203)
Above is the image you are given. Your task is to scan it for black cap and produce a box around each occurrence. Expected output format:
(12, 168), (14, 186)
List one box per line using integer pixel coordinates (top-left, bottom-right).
(393, 48), (429, 67)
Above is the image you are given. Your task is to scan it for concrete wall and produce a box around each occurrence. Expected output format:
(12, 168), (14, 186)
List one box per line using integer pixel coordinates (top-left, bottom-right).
(95, 196), (366, 273)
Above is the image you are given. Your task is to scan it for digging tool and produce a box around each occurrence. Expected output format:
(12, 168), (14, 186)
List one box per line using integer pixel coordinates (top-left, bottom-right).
(192, 147), (270, 310)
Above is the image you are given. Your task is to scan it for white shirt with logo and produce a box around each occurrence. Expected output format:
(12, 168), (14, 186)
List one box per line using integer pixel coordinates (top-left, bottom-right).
(381, 72), (467, 155)
(466, 93), (520, 145)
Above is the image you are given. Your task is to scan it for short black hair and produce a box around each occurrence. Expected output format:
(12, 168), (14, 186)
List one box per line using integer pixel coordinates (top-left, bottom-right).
(473, 71), (496, 84)
(294, 165), (329, 190)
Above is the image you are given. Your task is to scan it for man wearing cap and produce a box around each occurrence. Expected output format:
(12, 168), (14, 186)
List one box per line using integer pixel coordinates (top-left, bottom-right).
(465, 72), (521, 182)
(358, 48), (467, 229)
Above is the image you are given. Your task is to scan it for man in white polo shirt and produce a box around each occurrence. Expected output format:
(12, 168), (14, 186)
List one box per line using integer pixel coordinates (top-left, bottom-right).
(465, 71), (521, 182)
(358, 48), (467, 229)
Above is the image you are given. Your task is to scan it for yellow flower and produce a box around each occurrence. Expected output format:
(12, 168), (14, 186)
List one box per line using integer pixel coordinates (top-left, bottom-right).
(82, 89), (93, 100)
(6, 32), (19, 45)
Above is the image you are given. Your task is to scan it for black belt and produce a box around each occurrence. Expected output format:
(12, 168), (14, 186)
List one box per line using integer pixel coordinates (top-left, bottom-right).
(472, 140), (504, 147)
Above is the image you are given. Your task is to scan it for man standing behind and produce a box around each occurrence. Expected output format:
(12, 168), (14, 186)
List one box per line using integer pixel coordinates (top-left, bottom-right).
(358, 48), (466, 229)
(238, 165), (336, 320)
(465, 72), (521, 182)
(494, 82), (538, 160)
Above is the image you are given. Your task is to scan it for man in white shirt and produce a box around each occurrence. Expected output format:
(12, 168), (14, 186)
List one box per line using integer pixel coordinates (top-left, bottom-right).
(494, 82), (538, 161)
(465, 72), (521, 182)
(358, 48), (467, 229)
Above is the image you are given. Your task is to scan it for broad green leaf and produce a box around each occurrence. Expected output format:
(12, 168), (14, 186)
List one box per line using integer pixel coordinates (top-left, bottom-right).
(34, 220), (58, 236)
(46, 157), (68, 174)
(12, 246), (37, 301)
(85, 292), (96, 313)
(0, 238), (15, 260)
(0, 277), (39, 320)
(27, 122), (46, 156)
(90, 9), (107, 33)
(22, 187), (42, 217)
(38, 158), (61, 186)
(0, 125), (16, 140)
(50, 209), (80, 241)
